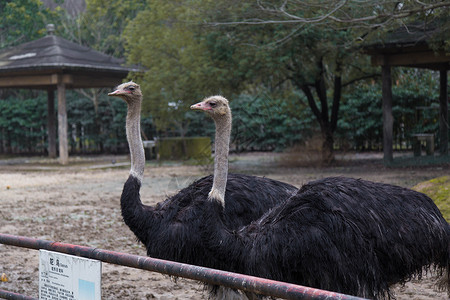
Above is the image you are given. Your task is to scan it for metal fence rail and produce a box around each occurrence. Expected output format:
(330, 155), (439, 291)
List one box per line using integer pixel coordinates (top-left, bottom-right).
(0, 289), (36, 300)
(0, 233), (367, 300)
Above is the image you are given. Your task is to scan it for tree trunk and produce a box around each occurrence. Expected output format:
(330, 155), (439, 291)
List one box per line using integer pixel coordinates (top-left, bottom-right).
(439, 68), (448, 156)
(299, 70), (342, 165)
(321, 125), (335, 164)
(381, 65), (393, 164)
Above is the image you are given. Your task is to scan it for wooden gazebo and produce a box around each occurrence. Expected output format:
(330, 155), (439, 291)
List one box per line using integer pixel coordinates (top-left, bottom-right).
(0, 24), (140, 164)
(365, 21), (449, 164)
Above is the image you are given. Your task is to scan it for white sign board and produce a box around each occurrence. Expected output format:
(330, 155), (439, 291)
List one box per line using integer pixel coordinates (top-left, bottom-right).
(39, 250), (101, 300)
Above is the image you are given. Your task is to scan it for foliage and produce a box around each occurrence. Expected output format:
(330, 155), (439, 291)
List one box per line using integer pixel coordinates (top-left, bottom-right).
(219, 1), (450, 36)
(337, 84), (383, 150)
(189, 0), (448, 159)
(0, 0), (150, 156)
(0, 0), (147, 59)
(229, 94), (308, 151)
(392, 68), (440, 137)
(194, 0), (383, 162)
(121, 0), (448, 160)
(66, 91), (153, 153)
(337, 68), (440, 151)
(123, 0), (380, 159)
(0, 0), (57, 48)
(0, 0), (447, 157)
(77, 0), (146, 56)
(124, 0), (233, 136)
(0, 95), (48, 153)
(0, 92), (154, 155)
(186, 92), (313, 152)
(185, 110), (215, 138)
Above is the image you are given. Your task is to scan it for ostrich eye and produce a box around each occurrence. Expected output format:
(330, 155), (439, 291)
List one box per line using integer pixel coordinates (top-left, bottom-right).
(209, 102), (217, 107)
(128, 86), (135, 91)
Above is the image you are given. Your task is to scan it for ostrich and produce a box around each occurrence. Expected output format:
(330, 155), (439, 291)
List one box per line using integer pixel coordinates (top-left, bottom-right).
(195, 99), (449, 299)
(108, 82), (297, 272)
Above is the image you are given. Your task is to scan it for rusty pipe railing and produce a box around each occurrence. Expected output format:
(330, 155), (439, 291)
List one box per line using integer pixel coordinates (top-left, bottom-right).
(0, 233), (367, 300)
(0, 289), (36, 300)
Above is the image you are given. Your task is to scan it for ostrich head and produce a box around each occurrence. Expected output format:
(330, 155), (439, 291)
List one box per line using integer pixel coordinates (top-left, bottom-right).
(108, 81), (142, 103)
(190, 96), (230, 118)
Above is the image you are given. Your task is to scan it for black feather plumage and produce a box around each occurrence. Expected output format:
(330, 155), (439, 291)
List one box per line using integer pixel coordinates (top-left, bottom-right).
(120, 172), (297, 270)
(201, 177), (450, 299)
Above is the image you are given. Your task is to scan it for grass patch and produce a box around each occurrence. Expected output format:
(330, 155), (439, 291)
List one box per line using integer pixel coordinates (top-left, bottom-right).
(414, 176), (450, 222)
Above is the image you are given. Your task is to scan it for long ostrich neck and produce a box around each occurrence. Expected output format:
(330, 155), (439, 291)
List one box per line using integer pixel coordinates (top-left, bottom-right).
(126, 99), (145, 182)
(208, 112), (231, 207)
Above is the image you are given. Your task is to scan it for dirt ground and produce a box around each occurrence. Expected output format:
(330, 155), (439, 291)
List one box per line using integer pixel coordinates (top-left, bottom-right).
(0, 152), (449, 299)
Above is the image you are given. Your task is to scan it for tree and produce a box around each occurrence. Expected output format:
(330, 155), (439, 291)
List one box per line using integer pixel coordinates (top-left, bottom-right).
(196, 2), (376, 162)
(123, 0), (227, 138)
(46, 0), (147, 152)
(210, 1), (450, 30)
(121, 0), (449, 162)
(198, 0), (449, 162)
(77, 0), (146, 56)
(49, 0), (146, 121)
(0, 0), (56, 48)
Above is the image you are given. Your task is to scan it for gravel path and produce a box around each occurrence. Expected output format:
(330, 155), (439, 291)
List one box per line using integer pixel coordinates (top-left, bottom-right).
(0, 152), (448, 299)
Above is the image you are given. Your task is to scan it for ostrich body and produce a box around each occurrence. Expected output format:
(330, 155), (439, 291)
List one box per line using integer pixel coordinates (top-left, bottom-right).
(109, 83), (296, 271)
(202, 175), (449, 297)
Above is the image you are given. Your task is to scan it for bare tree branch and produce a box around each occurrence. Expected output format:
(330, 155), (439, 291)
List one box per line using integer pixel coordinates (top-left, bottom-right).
(260, 0), (348, 25)
(342, 73), (381, 87)
(208, 1), (450, 28)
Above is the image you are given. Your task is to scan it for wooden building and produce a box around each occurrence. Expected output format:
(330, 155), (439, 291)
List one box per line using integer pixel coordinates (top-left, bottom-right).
(364, 21), (449, 163)
(0, 24), (140, 164)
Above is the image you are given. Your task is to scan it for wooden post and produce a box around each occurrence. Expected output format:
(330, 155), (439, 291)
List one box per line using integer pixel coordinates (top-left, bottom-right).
(382, 64), (394, 164)
(439, 69), (448, 156)
(57, 79), (69, 165)
(47, 88), (57, 158)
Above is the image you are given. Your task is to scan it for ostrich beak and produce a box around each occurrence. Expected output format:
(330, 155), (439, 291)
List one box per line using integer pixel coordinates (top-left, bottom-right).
(108, 89), (122, 96)
(190, 101), (209, 111)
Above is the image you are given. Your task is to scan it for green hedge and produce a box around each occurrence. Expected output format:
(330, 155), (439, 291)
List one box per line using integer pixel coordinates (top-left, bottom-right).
(158, 137), (211, 160)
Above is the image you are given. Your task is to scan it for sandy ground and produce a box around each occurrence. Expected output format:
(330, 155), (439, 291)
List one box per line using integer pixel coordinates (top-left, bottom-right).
(0, 152), (449, 299)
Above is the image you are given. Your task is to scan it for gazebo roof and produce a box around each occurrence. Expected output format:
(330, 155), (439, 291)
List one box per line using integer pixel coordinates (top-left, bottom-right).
(368, 22), (443, 48)
(0, 35), (136, 74)
(0, 28), (140, 89)
(0, 25), (141, 164)
(364, 20), (449, 70)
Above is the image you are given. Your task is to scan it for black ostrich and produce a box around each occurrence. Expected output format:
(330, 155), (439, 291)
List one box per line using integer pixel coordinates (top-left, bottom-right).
(190, 104), (449, 299)
(202, 178), (449, 299)
(108, 83), (297, 271)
